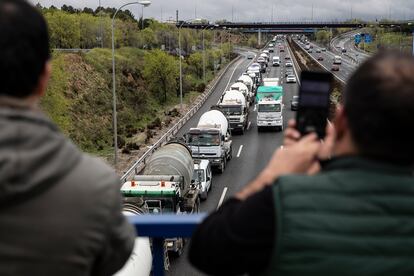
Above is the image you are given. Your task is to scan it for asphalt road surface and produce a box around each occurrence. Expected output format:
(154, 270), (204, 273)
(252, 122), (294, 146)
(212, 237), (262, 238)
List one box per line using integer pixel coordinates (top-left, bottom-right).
(168, 39), (300, 276)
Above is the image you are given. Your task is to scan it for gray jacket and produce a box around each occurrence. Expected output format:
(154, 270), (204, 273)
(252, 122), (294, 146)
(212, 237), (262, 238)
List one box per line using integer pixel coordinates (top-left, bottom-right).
(0, 104), (135, 276)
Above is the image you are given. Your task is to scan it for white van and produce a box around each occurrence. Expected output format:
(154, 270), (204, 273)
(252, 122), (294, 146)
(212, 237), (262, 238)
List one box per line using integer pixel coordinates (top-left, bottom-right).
(193, 159), (212, 200)
(272, 56), (280, 67)
(333, 55), (342, 64)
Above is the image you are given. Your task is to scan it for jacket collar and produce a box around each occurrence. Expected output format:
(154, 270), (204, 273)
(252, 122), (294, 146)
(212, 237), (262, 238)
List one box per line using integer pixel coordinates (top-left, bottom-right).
(321, 156), (414, 176)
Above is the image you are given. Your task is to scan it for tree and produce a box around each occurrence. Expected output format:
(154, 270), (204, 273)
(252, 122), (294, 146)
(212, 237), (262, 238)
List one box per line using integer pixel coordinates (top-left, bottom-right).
(187, 52), (203, 79)
(143, 50), (178, 104)
(316, 30), (331, 46)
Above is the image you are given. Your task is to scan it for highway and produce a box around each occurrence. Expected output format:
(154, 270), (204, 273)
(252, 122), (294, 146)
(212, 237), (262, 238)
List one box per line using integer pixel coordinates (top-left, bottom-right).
(331, 31), (371, 63)
(294, 37), (358, 83)
(167, 39), (300, 275)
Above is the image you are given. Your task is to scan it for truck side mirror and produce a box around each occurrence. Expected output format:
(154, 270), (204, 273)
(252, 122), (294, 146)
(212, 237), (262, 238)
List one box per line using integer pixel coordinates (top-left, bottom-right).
(206, 177), (211, 182)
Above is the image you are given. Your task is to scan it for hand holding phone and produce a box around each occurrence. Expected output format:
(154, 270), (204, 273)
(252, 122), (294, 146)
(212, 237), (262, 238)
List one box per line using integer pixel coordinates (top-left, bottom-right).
(295, 71), (333, 139)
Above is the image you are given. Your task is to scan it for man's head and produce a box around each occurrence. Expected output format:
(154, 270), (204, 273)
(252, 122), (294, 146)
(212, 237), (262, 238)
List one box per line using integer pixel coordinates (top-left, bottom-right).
(0, 0), (50, 99)
(335, 51), (414, 166)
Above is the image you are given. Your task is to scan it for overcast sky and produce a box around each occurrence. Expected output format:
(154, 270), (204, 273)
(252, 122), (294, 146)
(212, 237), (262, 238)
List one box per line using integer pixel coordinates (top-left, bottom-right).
(30, 0), (414, 22)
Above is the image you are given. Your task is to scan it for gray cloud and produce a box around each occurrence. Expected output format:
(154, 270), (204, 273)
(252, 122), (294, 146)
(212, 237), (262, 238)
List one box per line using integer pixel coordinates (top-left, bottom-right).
(30, 0), (414, 22)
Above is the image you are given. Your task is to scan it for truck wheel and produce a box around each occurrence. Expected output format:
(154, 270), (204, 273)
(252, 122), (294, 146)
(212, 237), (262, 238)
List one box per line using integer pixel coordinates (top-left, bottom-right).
(219, 159), (226, 174)
(228, 146), (233, 160)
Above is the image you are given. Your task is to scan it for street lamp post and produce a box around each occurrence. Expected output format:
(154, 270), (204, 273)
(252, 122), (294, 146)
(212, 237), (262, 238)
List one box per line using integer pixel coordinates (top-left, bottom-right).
(178, 21), (185, 110)
(139, 0), (151, 30)
(112, 1), (144, 166)
(202, 25), (210, 83)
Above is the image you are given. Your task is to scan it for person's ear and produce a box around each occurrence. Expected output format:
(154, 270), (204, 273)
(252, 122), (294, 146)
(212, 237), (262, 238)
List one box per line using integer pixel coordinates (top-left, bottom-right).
(35, 61), (52, 98)
(333, 105), (348, 141)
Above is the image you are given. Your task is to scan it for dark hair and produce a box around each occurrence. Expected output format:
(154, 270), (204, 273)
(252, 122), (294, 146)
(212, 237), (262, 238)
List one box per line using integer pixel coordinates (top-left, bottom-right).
(0, 0), (50, 98)
(344, 51), (414, 165)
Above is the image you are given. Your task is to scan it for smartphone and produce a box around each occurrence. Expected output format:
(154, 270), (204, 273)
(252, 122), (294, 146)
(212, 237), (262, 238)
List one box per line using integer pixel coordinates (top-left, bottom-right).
(296, 71), (333, 139)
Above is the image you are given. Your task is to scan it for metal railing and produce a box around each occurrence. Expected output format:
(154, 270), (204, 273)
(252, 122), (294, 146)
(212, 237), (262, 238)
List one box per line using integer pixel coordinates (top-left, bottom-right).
(129, 214), (206, 276)
(120, 56), (242, 183)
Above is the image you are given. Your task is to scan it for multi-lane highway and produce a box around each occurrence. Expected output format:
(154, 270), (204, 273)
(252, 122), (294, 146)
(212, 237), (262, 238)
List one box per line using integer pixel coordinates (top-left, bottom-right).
(331, 31), (371, 63)
(294, 37), (358, 83)
(167, 40), (300, 275)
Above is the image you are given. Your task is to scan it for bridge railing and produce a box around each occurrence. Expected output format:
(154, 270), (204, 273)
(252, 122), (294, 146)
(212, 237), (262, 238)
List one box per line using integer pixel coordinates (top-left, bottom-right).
(120, 56), (241, 183)
(129, 214), (206, 276)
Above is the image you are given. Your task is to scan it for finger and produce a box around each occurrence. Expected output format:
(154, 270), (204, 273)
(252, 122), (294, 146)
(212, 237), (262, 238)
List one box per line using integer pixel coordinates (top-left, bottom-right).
(300, 132), (318, 143)
(288, 119), (296, 128)
(284, 128), (301, 141)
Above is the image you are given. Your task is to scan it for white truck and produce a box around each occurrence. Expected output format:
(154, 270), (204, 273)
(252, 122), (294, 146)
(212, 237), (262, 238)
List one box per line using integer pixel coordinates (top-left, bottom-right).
(120, 141), (200, 255)
(186, 110), (233, 173)
(263, 77), (280, 88)
(256, 83), (284, 131)
(237, 74), (255, 103)
(219, 90), (249, 134)
(230, 82), (251, 106)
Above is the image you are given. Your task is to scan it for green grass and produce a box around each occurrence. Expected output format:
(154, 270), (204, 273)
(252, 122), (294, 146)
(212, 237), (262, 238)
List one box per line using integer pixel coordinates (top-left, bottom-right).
(40, 53), (72, 135)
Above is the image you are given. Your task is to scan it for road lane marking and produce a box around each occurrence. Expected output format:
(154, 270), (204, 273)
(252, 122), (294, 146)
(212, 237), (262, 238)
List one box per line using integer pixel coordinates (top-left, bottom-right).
(217, 187), (228, 209)
(247, 121), (251, 130)
(236, 145), (244, 158)
(225, 59), (245, 91)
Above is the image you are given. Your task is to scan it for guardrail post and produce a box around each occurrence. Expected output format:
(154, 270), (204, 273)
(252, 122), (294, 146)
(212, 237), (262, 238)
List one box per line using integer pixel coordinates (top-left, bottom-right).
(152, 237), (165, 276)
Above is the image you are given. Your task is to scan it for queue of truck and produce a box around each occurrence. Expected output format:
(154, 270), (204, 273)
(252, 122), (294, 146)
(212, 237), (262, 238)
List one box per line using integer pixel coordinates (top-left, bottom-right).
(117, 37), (291, 274)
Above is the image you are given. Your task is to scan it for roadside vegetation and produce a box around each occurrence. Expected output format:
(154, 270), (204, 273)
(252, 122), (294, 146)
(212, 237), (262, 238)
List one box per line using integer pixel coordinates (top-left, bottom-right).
(358, 27), (413, 54)
(36, 4), (235, 158)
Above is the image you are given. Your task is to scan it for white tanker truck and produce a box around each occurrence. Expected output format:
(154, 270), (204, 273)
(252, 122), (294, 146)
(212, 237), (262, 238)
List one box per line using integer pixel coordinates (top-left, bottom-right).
(230, 82), (251, 106)
(121, 141), (200, 257)
(218, 90), (249, 134)
(186, 110), (233, 173)
(237, 74), (255, 103)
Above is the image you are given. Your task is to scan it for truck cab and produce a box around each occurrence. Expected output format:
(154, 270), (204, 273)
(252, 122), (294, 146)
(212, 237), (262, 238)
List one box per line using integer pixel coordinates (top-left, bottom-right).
(192, 159), (212, 200)
(256, 85), (284, 131)
(187, 111), (233, 173)
(219, 90), (249, 134)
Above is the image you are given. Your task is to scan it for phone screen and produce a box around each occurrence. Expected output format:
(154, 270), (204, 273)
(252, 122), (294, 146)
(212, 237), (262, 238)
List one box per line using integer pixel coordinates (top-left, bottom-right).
(296, 71), (333, 139)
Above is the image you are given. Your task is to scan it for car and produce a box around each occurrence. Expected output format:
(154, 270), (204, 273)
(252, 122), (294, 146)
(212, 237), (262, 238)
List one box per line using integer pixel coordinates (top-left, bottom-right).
(341, 47), (347, 53)
(331, 64), (340, 71)
(307, 49), (313, 53)
(316, 49), (321, 53)
(310, 45), (313, 49)
(291, 95), (299, 111)
(269, 48), (274, 53)
(285, 68), (294, 77)
(321, 48), (327, 52)
(269, 43), (274, 47)
(285, 62), (293, 67)
(317, 56), (324, 61)
(286, 74), (297, 83)
(247, 54), (255, 59)
(192, 159), (212, 200)
(285, 56), (291, 60)
(263, 49), (270, 55)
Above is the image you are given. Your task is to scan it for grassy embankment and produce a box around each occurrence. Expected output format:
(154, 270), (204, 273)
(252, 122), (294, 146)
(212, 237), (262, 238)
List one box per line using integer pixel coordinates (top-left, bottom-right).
(41, 48), (202, 159)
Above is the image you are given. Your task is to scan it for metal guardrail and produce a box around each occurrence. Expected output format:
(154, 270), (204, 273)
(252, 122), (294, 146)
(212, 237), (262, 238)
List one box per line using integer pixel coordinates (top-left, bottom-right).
(292, 39), (346, 84)
(120, 56), (242, 183)
(129, 214), (206, 276)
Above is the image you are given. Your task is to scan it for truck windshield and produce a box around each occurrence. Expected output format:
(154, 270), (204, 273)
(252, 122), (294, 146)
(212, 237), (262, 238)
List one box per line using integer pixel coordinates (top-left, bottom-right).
(188, 133), (220, 146)
(221, 106), (242, 115)
(258, 104), (281, 112)
(193, 169), (205, 182)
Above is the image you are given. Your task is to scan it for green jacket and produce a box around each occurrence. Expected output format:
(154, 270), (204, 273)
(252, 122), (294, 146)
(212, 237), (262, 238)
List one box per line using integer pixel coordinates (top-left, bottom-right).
(263, 156), (414, 276)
